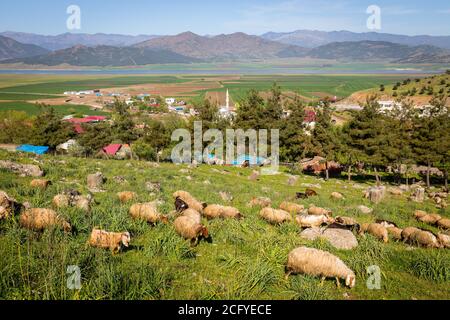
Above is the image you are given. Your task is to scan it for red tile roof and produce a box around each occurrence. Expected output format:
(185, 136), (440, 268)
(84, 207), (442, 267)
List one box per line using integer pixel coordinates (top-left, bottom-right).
(103, 144), (122, 156)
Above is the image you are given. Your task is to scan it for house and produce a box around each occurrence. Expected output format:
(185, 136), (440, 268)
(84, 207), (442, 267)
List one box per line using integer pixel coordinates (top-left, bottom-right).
(99, 144), (132, 160)
(56, 139), (79, 153)
(66, 116), (107, 134)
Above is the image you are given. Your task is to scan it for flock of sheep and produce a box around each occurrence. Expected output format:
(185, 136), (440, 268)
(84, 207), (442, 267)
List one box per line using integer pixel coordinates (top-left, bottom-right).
(1, 171), (449, 290)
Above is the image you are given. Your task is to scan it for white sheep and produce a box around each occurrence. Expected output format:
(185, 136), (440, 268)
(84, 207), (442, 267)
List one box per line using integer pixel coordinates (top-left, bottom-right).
(286, 247), (356, 288)
(295, 214), (334, 228)
(259, 208), (292, 225)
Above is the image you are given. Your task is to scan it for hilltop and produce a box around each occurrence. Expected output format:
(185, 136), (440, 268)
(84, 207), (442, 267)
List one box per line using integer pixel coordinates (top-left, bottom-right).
(0, 35), (49, 61)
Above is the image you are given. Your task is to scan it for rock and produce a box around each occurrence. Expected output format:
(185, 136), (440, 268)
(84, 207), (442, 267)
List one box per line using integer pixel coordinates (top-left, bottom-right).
(113, 176), (127, 184)
(365, 186), (386, 204)
(0, 190), (21, 219)
(300, 227), (358, 250)
(203, 180), (211, 185)
(0, 160), (43, 177)
(358, 205), (373, 215)
(219, 191), (233, 202)
(301, 183), (321, 189)
(145, 181), (161, 193)
(410, 187), (425, 203)
(186, 176), (193, 181)
(249, 170), (260, 181)
(399, 185), (410, 192)
(287, 175), (298, 186)
(87, 172), (105, 191)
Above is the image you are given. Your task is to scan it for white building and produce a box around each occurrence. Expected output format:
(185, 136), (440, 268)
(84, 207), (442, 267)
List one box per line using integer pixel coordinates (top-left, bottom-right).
(165, 98), (176, 105)
(219, 90), (236, 118)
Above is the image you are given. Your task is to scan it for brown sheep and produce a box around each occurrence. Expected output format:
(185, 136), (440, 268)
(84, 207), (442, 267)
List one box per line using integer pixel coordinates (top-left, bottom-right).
(296, 215), (334, 228)
(174, 215), (209, 246)
(260, 208), (292, 225)
(203, 204), (223, 220)
(330, 192), (344, 200)
(248, 197), (272, 208)
(220, 206), (242, 219)
(359, 223), (389, 243)
(181, 208), (202, 224)
(30, 179), (51, 189)
(117, 191), (137, 203)
(129, 202), (168, 224)
(437, 233), (450, 248)
(52, 194), (70, 209)
(173, 191), (206, 213)
(305, 189), (318, 197)
(74, 195), (92, 213)
(279, 202), (304, 215)
(401, 227), (421, 242)
(335, 216), (358, 227)
(437, 218), (450, 230)
(19, 208), (71, 233)
(407, 230), (441, 248)
(89, 228), (130, 253)
(286, 247), (356, 288)
(308, 206), (332, 217)
(0, 190), (20, 219)
(387, 227), (403, 241)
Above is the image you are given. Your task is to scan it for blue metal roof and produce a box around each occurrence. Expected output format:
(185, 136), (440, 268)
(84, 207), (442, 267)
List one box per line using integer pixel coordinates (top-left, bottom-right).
(16, 145), (50, 155)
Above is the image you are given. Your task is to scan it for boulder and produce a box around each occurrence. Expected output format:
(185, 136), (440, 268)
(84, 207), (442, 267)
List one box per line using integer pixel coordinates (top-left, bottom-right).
(87, 172), (105, 190)
(0, 160), (43, 177)
(357, 205), (373, 215)
(287, 175), (298, 186)
(300, 227), (358, 250)
(365, 186), (386, 204)
(410, 187), (425, 203)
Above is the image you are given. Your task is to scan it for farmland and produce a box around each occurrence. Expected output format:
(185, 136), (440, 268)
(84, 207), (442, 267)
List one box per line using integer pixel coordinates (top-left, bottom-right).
(0, 73), (420, 115)
(0, 150), (449, 300)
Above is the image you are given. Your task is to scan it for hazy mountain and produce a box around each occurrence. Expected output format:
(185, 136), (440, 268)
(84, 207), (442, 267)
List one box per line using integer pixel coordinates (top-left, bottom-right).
(134, 31), (308, 60)
(261, 30), (450, 50)
(0, 31), (160, 51)
(307, 41), (450, 63)
(2, 45), (201, 66)
(0, 35), (49, 61)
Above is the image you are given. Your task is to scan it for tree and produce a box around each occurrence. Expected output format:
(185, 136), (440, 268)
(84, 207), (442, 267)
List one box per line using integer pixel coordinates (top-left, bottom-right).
(132, 139), (156, 161)
(234, 89), (265, 130)
(262, 83), (284, 129)
(141, 120), (171, 162)
(110, 100), (137, 144)
(0, 111), (34, 144)
(31, 106), (74, 150)
(78, 122), (113, 156)
(280, 97), (310, 162)
(310, 101), (339, 180)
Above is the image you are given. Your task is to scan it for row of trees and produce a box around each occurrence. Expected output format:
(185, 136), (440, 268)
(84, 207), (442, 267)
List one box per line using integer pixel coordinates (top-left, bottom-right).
(1, 84), (448, 187)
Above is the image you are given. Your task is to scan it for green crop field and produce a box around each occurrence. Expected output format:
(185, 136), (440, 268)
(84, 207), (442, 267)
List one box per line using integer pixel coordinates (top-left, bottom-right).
(0, 101), (108, 116)
(0, 150), (448, 300)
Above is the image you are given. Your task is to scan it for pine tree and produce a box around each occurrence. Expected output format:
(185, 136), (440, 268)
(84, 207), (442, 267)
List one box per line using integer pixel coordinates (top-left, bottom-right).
(234, 89), (265, 130)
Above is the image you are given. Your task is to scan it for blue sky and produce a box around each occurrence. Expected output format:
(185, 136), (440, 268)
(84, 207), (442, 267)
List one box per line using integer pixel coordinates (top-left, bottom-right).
(1, 0), (449, 36)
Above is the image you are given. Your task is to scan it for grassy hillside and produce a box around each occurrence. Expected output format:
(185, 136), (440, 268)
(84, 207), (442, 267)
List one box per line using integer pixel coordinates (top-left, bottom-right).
(378, 73), (450, 97)
(0, 150), (448, 300)
(0, 101), (108, 116)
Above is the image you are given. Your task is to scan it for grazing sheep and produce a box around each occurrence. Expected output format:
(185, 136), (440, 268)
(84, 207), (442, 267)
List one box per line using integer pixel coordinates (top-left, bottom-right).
(375, 220), (398, 228)
(203, 204), (223, 219)
(331, 192), (344, 200)
(129, 203), (168, 224)
(0, 190), (20, 219)
(173, 215), (209, 246)
(359, 223), (389, 243)
(174, 196), (189, 212)
(280, 202), (304, 215)
(89, 228), (130, 253)
(407, 230), (440, 248)
(30, 179), (51, 189)
(181, 208), (202, 224)
(335, 216), (358, 227)
(308, 206), (332, 217)
(305, 189), (318, 197)
(401, 227), (421, 242)
(418, 214), (442, 225)
(437, 233), (450, 248)
(286, 247), (356, 288)
(295, 214), (334, 228)
(248, 197), (272, 208)
(52, 194), (70, 209)
(388, 187), (403, 196)
(260, 208), (292, 225)
(221, 206), (242, 219)
(437, 218), (450, 230)
(117, 191), (137, 204)
(19, 208), (71, 233)
(387, 227), (403, 241)
(173, 191), (206, 213)
(296, 192), (308, 199)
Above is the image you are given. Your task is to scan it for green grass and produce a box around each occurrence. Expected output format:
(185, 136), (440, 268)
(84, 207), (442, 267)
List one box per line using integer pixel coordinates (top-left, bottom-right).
(0, 150), (448, 300)
(0, 101), (109, 116)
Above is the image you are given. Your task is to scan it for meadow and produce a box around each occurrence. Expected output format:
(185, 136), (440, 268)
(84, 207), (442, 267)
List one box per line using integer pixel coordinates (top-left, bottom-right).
(0, 101), (108, 116)
(0, 150), (448, 300)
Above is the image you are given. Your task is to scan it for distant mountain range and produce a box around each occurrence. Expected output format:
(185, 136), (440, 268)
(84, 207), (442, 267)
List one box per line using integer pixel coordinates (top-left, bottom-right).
(134, 32), (307, 60)
(1, 30), (450, 66)
(5, 45), (200, 67)
(307, 41), (450, 63)
(0, 35), (49, 61)
(261, 30), (450, 49)
(0, 31), (159, 51)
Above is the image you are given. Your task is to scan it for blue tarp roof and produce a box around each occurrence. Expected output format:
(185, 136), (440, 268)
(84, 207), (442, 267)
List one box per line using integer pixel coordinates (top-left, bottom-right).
(16, 145), (49, 155)
(207, 154), (266, 166)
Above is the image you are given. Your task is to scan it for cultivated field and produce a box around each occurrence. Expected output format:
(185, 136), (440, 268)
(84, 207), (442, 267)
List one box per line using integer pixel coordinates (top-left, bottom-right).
(0, 150), (448, 300)
(0, 74), (417, 115)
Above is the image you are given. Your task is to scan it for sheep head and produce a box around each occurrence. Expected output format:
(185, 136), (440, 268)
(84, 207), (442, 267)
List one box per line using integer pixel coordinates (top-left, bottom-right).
(62, 221), (72, 233)
(200, 226), (209, 239)
(160, 215), (169, 224)
(121, 232), (131, 247)
(346, 274), (356, 288)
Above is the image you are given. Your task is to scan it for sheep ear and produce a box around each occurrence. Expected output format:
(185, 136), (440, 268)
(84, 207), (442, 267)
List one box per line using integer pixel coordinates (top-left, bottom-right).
(202, 203), (208, 209)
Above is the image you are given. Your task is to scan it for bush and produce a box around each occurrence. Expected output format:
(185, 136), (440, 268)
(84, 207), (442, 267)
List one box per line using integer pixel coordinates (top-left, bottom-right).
(132, 139), (156, 161)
